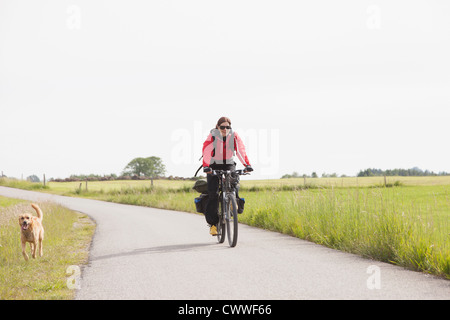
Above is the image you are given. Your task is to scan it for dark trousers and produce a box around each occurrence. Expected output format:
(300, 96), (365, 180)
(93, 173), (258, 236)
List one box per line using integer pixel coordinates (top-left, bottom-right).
(204, 164), (239, 226)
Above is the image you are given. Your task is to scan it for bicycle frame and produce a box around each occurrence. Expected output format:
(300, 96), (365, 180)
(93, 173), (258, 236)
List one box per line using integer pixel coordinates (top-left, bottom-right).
(218, 173), (236, 221)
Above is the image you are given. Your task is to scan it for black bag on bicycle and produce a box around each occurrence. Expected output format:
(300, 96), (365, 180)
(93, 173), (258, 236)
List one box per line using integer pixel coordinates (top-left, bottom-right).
(194, 193), (209, 214)
(237, 197), (245, 214)
(193, 179), (208, 194)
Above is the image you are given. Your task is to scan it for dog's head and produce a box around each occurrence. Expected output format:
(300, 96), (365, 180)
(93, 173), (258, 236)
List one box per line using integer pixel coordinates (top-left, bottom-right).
(19, 214), (33, 231)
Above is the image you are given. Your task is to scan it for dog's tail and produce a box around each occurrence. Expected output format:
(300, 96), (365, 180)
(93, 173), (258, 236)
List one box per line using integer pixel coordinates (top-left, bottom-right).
(31, 203), (43, 221)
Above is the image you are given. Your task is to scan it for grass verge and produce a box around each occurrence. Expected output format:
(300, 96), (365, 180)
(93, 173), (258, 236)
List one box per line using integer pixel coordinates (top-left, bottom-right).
(0, 197), (95, 299)
(240, 187), (449, 279)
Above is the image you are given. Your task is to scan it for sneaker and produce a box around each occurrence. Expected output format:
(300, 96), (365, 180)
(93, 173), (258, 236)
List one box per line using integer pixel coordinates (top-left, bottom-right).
(209, 225), (218, 236)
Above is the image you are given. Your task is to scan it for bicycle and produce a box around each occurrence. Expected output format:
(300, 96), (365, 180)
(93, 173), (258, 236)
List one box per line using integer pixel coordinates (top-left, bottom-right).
(211, 169), (250, 247)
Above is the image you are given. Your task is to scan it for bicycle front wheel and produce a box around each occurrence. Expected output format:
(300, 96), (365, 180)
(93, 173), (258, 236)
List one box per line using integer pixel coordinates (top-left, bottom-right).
(217, 197), (226, 244)
(226, 194), (238, 247)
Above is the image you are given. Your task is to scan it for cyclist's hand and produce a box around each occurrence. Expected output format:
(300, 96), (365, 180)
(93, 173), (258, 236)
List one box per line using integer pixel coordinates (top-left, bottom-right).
(203, 167), (212, 174)
(245, 165), (253, 173)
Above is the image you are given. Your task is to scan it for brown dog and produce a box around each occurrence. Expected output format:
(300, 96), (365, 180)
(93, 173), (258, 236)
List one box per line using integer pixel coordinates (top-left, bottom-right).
(18, 204), (44, 261)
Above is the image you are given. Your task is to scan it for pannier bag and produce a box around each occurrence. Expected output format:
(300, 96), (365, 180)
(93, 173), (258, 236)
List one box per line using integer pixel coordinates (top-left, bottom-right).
(193, 179), (208, 194)
(237, 197), (245, 214)
(194, 193), (209, 214)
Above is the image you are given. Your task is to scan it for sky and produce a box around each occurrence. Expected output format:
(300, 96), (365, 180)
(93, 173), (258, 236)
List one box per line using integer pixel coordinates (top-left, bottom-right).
(1, 0), (449, 180)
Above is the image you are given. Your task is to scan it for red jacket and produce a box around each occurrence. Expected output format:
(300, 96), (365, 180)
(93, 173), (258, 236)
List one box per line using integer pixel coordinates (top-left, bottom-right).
(202, 129), (251, 168)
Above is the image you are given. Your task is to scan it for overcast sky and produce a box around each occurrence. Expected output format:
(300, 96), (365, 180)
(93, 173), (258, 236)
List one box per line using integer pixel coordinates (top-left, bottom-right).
(1, 0), (449, 180)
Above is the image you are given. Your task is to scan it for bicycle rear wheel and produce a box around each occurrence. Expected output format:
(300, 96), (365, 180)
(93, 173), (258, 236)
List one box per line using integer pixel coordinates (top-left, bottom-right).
(226, 194), (238, 247)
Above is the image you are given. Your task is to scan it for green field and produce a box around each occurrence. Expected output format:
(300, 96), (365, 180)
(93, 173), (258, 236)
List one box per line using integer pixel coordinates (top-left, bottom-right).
(42, 175), (450, 193)
(1, 176), (449, 279)
(0, 196), (95, 299)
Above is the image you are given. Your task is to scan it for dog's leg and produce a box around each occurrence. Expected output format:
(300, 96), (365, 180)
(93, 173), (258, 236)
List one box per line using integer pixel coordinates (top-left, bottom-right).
(22, 241), (29, 261)
(31, 241), (37, 259)
(38, 238), (43, 257)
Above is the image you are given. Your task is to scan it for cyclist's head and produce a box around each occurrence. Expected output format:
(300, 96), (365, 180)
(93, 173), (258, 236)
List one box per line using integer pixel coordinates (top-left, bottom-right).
(216, 116), (232, 137)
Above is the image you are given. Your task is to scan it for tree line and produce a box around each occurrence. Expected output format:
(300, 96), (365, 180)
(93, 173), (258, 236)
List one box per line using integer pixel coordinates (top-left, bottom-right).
(50, 156), (195, 182)
(281, 167), (450, 179)
(357, 167), (449, 177)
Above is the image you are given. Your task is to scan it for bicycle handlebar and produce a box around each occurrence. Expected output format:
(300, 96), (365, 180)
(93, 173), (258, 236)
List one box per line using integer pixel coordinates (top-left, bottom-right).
(211, 169), (251, 176)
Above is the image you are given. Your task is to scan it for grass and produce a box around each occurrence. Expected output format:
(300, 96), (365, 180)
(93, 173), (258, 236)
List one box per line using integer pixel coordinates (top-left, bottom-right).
(0, 178), (50, 191)
(0, 196), (26, 208)
(1, 176), (449, 279)
(0, 198), (95, 299)
(240, 186), (449, 278)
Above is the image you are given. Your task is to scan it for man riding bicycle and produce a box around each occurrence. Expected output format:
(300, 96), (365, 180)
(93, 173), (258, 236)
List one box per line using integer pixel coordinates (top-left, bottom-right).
(202, 116), (253, 236)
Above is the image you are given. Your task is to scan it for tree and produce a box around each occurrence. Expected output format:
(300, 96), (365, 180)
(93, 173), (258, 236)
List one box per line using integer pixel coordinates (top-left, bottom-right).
(281, 171), (301, 179)
(27, 175), (40, 183)
(123, 156), (166, 179)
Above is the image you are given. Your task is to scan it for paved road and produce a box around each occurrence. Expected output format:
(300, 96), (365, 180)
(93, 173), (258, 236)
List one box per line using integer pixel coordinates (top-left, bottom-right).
(0, 186), (448, 300)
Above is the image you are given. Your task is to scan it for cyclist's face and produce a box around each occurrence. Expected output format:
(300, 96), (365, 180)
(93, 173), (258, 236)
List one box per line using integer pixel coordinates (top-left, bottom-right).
(219, 122), (230, 137)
